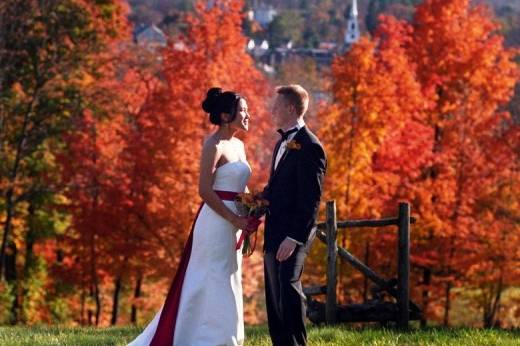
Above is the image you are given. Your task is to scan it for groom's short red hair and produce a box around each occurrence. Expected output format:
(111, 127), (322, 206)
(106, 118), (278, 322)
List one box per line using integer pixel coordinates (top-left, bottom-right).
(276, 84), (309, 117)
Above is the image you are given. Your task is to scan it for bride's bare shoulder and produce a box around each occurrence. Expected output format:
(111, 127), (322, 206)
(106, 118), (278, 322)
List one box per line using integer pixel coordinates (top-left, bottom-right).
(201, 135), (223, 156)
(203, 134), (221, 147)
(231, 137), (245, 148)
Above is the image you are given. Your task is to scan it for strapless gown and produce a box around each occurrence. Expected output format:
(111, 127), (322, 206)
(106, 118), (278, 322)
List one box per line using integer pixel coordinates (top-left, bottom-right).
(127, 160), (251, 346)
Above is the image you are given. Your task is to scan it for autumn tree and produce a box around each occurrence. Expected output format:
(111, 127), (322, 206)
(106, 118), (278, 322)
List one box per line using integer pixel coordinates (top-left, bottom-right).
(0, 0), (129, 324)
(403, 0), (517, 326)
(52, 0), (272, 327)
(57, 0), (272, 326)
(130, 0), (272, 324)
(316, 0), (518, 327)
(316, 19), (425, 299)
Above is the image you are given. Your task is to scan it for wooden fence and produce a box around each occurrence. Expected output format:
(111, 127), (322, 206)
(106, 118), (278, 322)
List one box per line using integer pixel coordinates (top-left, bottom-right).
(303, 201), (422, 329)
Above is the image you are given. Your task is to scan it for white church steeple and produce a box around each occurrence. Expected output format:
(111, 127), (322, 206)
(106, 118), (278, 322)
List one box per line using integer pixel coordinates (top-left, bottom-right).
(344, 0), (360, 45)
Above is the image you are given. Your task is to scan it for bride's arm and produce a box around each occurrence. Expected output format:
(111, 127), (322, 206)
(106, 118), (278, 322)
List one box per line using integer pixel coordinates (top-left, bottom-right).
(199, 139), (249, 230)
(238, 139), (250, 194)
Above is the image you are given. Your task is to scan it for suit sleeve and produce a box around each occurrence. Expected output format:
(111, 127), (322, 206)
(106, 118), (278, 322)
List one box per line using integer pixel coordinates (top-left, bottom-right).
(286, 142), (327, 243)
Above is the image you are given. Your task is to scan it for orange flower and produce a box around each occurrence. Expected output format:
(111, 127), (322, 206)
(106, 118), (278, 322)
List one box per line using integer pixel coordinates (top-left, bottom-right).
(287, 140), (301, 150)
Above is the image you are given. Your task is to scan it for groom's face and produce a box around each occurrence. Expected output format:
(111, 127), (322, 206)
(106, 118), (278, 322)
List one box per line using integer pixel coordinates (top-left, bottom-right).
(271, 95), (293, 128)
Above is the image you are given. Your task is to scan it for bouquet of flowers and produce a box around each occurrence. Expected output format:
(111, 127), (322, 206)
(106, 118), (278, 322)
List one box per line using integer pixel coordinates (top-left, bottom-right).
(234, 191), (269, 256)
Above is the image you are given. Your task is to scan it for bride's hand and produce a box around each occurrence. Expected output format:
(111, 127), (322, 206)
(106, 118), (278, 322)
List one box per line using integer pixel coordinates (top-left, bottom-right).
(230, 215), (250, 231)
(246, 217), (262, 232)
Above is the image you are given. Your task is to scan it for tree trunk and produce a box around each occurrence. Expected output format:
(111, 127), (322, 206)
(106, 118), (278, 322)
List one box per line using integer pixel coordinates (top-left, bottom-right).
(131, 276), (142, 324)
(80, 289), (85, 325)
(362, 241), (370, 302)
(90, 126), (101, 326)
(6, 241), (18, 324)
(88, 223), (101, 326)
(339, 91), (358, 299)
(87, 281), (101, 326)
(111, 276), (122, 325)
(20, 200), (36, 324)
(0, 95), (36, 280)
(483, 273), (503, 328)
(420, 267), (431, 327)
(90, 249), (101, 326)
(443, 281), (452, 326)
(87, 287), (93, 325)
(1, 187), (16, 282)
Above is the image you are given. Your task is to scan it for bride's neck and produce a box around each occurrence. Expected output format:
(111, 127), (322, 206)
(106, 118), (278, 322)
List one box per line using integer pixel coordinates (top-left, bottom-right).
(216, 125), (236, 140)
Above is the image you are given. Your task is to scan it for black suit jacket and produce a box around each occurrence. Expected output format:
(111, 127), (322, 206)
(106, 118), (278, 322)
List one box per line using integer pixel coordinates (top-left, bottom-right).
(263, 126), (327, 253)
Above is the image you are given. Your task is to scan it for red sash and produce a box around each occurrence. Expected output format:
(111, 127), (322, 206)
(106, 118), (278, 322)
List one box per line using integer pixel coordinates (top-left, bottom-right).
(149, 190), (238, 346)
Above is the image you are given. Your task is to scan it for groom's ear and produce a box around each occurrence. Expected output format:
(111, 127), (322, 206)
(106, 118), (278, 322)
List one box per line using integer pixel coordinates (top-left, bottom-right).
(288, 104), (297, 116)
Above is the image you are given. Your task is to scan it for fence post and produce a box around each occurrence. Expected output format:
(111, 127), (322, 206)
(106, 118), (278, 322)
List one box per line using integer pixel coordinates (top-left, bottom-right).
(397, 202), (410, 329)
(325, 200), (338, 324)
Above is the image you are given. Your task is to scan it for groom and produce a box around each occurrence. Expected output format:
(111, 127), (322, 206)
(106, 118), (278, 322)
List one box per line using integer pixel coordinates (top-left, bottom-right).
(262, 85), (327, 346)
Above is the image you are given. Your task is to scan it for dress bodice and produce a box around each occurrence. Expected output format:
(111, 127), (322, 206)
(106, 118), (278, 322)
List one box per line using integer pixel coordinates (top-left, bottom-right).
(212, 160), (251, 193)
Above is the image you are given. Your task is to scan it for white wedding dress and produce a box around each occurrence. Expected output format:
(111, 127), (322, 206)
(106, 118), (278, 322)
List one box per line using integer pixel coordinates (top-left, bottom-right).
(128, 160), (251, 346)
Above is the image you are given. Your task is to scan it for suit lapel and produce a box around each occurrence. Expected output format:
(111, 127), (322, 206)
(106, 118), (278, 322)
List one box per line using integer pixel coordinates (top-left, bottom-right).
(270, 139), (282, 178)
(268, 127), (306, 185)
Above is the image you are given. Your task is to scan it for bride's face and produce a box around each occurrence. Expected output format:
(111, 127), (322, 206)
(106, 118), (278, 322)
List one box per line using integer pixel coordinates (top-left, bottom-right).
(229, 98), (250, 132)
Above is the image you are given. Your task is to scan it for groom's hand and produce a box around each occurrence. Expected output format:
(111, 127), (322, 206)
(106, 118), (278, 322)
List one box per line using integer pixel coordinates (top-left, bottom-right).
(276, 238), (297, 261)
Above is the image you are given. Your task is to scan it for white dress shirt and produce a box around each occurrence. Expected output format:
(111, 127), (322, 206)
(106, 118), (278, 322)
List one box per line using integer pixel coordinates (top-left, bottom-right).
(274, 118), (306, 246)
(274, 118), (306, 170)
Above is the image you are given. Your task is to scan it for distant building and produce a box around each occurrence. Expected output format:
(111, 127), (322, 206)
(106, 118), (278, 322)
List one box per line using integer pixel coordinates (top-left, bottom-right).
(133, 24), (167, 49)
(251, 2), (277, 28)
(247, 39), (270, 58)
(319, 42), (337, 50)
(246, 0), (361, 68)
(263, 47), (334, 67)
(344, 0), (360, 46)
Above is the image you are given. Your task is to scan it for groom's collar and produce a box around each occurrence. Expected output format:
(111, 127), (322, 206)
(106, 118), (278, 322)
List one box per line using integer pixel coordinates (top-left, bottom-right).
(282, 117), (306, 133)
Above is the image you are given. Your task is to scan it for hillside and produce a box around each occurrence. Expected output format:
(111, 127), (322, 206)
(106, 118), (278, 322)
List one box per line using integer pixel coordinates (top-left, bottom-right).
(128, 0), (520, 48)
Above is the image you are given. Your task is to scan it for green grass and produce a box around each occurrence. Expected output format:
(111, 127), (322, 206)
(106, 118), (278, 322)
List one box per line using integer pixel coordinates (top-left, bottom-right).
(0, 324), (519, 345)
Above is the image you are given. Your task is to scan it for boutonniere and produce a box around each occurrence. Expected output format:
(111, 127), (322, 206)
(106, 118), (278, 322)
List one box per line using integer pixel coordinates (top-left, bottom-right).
(287, 140), (302, 150)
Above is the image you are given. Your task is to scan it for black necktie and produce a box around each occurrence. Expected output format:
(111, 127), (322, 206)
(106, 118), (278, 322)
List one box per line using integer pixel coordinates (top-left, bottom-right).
(277, 127), (298, 141)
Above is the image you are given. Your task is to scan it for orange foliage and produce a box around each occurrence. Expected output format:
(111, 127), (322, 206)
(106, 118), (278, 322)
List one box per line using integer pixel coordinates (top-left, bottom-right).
(7, 0), (518, 328)
(148, 0), (272, 324)
(317, 0), (519, 326)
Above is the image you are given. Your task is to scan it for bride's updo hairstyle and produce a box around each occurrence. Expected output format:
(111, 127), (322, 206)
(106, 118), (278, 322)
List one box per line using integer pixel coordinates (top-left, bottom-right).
(202, 87), (242, 125)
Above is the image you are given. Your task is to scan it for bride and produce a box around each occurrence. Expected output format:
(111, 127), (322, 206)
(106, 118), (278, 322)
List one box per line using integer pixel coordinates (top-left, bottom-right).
(128, 87), (255, 346)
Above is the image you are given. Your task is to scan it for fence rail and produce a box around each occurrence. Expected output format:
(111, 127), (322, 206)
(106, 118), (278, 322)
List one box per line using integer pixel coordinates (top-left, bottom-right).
(304, 201), (421, 329)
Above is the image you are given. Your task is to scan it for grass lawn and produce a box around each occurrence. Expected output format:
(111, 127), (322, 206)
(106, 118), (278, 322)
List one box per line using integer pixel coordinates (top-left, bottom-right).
(0, 324), (519, 345)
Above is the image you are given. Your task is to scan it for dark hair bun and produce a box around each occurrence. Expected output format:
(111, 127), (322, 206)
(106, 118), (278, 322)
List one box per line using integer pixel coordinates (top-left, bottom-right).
(201, 87), (242, 126)
(202, 87), (223, 114)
